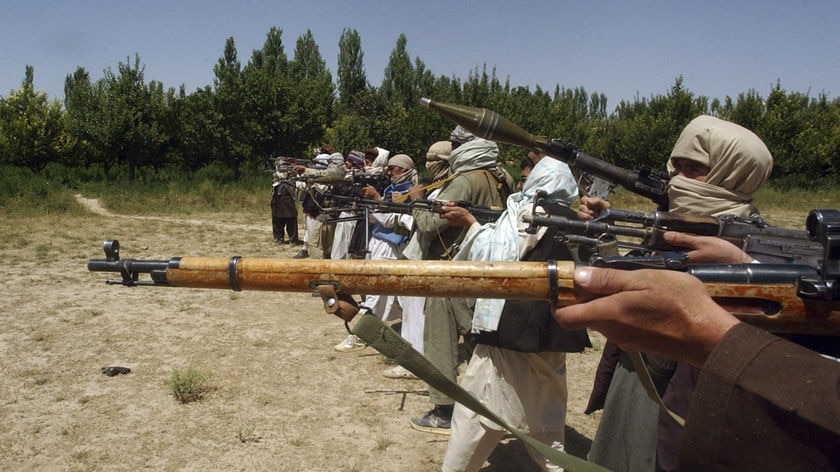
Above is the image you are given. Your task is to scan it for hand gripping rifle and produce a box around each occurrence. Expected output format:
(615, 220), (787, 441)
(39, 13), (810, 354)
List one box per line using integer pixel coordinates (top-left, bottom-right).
(88, 209), (840, 335)
(523, 192), (825, 267)
(420, 97), (670, 209)
(348, 173), (392, 195)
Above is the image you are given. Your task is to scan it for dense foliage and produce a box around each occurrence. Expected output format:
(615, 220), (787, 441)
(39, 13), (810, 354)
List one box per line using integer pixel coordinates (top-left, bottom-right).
(1, 27), (838, 189)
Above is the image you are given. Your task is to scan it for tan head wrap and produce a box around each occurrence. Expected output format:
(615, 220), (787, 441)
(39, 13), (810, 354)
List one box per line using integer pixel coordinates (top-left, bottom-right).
(666, 115), (773, 217)
(388, 154), (418, 185)
(388, 153), (414, 170)
(425, 140), (452, 180)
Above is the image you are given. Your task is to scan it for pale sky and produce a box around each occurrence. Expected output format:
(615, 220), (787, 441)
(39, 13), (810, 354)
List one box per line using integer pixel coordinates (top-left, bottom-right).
(3, 0), (838, 110)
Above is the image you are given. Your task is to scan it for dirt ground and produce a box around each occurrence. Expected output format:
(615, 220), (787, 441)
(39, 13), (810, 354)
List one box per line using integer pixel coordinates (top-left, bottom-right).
(0, 196), (607, 471)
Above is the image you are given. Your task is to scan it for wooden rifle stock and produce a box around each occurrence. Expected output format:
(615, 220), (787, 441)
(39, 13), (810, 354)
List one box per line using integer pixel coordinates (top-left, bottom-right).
(88, 241), (840, 336)
(160, 257), (575, 302)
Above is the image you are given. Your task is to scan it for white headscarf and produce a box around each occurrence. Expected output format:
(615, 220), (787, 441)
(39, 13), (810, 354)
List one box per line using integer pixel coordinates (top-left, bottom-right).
(372, 147), (389, 170)
(666, 115), (773, 217)
(454, 157), (578, 333)
(449, 138), (500, 175)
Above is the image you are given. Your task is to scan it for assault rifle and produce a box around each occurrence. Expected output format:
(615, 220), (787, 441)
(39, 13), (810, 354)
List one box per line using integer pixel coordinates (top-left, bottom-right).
(268, 156), (312, 175)
(306, 173), (392, 194)
(348, 173), (392, 195)
(523, 193), (824, 267)
(322, 194), (504, 225)
(88, 209), (840, 335)
(420, 97), (670, 209)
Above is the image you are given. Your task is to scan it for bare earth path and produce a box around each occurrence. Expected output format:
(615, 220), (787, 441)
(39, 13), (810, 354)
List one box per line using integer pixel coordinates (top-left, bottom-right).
(0, 197), (604, 471)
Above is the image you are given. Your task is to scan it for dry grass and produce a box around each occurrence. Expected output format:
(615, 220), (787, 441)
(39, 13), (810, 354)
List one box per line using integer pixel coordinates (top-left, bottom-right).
(0, 205), (606, 471)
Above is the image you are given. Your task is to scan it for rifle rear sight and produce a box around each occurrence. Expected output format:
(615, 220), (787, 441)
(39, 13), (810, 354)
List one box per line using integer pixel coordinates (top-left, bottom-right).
(806, 210), (840, 286)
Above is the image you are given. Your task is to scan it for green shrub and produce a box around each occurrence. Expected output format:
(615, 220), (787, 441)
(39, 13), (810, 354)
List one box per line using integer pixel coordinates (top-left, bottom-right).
(0, 165), (86, 217)
(165, 367), (215, 404)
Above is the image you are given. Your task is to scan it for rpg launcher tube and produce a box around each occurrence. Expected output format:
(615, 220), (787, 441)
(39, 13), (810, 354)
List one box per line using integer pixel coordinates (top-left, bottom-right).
(420, 97), (668, 207)
(420, 97), (546, 152)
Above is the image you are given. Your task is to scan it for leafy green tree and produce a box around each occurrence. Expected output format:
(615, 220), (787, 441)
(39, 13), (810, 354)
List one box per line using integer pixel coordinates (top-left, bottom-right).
(760, 85), (808, 183)
(64, 66), (108, 173)
(336, 28), (367, 110)
(589, 91), (609, 121)
(20, 24), (838, 190)
(548, 86), (593, 149)
(331, 87), (389, 153)
(146, 81), (178, 172)
(64, 56), (169, 180)
(381, 34), (415, 110)
(462, 65), (493, 108)
(242, 27), (292, 166)
(798, 93), (840, 179)
(103, 55), (169, 180)
(169, 85), (219, 171)
(719, 89), (765, 130)
(213, 37), (250, 180)
(761, 85), (840, 185)
(0, 66), (65, 173)
(607, 77), (707, 170)
(399, 57), (449, 160)
(287, 29), (335, 155)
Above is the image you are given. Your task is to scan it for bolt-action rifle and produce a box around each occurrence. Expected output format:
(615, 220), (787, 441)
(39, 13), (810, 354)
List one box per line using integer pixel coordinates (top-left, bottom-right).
(307, 173), (392, 195)
(420, 97), (670, 209)
(524, 192), (825, 267)
(321, 194), (504, 225)
(88, 208), (840, 335)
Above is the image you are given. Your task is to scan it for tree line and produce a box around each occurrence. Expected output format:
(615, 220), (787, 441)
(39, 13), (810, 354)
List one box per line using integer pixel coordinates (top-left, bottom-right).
(1, 27), (838, 189)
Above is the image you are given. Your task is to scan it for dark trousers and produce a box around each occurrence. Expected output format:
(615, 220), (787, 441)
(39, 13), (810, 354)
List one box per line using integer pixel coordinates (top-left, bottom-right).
(272, 216), (299, 242)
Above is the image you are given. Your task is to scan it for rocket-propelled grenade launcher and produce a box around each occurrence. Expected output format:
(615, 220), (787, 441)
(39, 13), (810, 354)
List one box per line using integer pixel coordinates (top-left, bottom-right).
(419, 97), (669, 208)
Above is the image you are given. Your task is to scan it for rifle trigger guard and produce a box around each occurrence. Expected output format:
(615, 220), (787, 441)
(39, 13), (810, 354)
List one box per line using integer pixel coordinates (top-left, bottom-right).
(315, 283), (360, 322)
(547, 259), (558, 309)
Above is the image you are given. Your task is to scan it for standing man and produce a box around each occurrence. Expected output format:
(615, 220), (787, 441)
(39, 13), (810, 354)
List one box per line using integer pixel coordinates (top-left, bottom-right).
(294, 152), (345, 259)
(439, 156), (590, 471)
(270, 171), (300, 245)
(581, 115), (775, 472)
(407, 126), (515, 435)
(335, 154), (425, 358)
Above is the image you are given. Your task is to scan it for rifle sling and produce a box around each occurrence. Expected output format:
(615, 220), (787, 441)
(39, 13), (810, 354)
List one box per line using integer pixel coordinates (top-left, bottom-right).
(391, 174), (458, 203)
(351, 311), (611, 472)
(628, 351), (686, 426)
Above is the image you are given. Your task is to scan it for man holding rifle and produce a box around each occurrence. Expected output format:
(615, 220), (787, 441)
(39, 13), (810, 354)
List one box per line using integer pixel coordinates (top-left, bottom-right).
(552, 244), (840, 471)
(581, 114), (776, 471)
(406, 126), (515, 435)
(436, 154), (590, 471)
